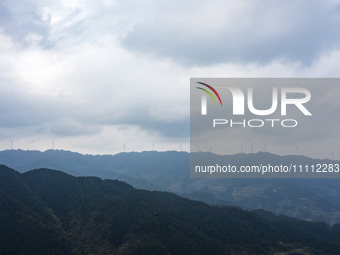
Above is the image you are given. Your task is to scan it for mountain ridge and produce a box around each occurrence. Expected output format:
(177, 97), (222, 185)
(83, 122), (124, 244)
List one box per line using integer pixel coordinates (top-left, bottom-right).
(1, 164), (340, 254)
(1, 149), (339, 225)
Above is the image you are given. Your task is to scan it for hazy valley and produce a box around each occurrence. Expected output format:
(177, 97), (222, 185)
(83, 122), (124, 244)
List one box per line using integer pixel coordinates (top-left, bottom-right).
(0, 149), (339, 225)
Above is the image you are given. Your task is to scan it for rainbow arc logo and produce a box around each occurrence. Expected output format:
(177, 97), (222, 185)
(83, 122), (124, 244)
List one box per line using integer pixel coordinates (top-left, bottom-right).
(196, 82), (222, 106)
(196, 82), (222, 115)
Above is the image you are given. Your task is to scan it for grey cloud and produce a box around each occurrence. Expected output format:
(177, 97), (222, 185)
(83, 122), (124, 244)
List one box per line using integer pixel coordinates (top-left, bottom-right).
(119, 0), (340, 66)
(0, 0), (84, 49)
(0, 82), (189, 139)
(0, 1), (50, 48)
(1, 1), (339, 155)
(121, 115), (189, 139)
(39, 118), (102, 137)
(0, 86), (70, 128)
(4, 0), (338, 66)
(2, 0), (339, 65)
(75, 103), (190, 139)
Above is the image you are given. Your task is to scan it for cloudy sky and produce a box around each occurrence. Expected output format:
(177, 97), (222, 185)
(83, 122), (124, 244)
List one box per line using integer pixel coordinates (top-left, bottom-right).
(0, 0), (339, 157)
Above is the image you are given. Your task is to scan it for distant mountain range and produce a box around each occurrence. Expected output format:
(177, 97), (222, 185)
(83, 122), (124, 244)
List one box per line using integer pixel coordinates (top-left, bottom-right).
(1, 164), (340, 255)
(0, 149), (340, 225)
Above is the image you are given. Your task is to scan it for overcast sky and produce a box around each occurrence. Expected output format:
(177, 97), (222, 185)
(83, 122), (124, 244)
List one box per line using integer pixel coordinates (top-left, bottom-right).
(0, 0), (339, 158)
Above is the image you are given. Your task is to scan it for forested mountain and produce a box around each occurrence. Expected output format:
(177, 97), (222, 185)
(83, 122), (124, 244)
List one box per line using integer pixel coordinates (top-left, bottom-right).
(1, 164), (340, 255)
(1, 149), (340, 225)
